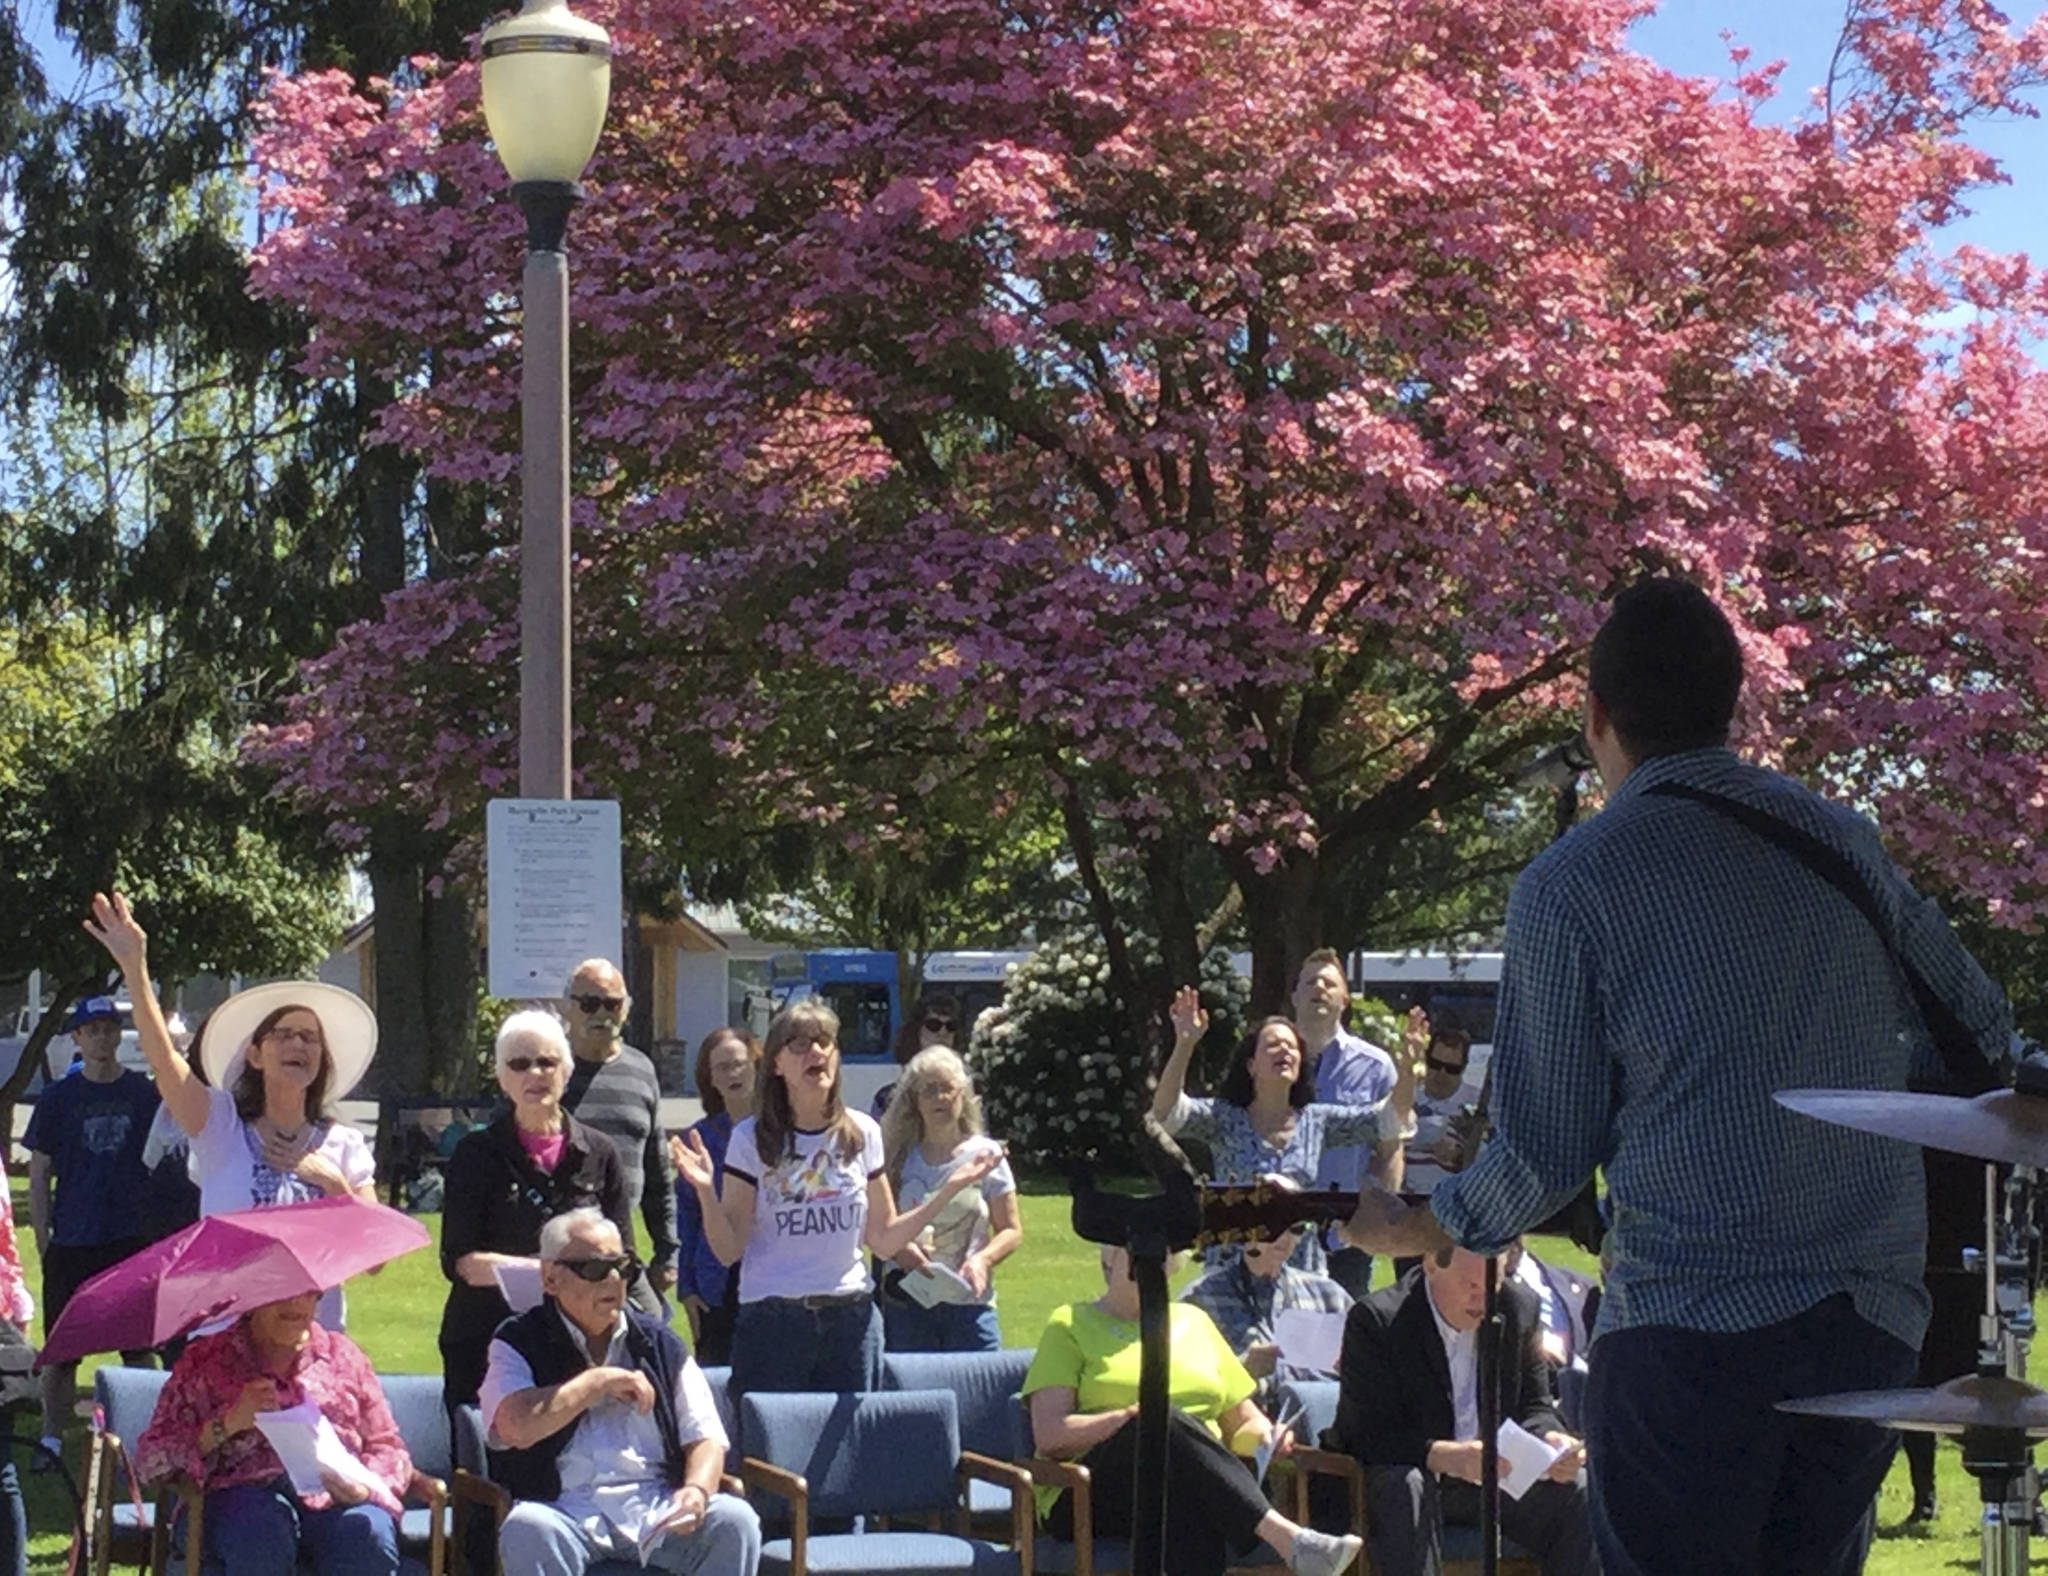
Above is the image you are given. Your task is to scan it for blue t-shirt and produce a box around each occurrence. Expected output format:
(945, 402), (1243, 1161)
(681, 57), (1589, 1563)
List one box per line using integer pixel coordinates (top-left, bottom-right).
(23, 1070), (162, 1246)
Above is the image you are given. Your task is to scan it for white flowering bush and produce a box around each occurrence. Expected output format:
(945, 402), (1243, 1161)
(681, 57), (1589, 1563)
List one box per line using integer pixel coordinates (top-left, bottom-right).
(968, 934), (1248, 1169)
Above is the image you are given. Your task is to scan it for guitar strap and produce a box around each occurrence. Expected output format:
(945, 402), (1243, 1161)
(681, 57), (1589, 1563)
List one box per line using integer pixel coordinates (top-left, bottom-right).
(1642, 781), (2002, 1096)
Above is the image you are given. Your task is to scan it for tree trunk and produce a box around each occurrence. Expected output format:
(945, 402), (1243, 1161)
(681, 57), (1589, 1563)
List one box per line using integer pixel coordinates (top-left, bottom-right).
(1142, 836), (1202, 997)
(421, 873), (479, 1092)
(1053, 770), (1157, 1061)
(1234, 853), (1324, 1017)
(366, 833), (430, 1097)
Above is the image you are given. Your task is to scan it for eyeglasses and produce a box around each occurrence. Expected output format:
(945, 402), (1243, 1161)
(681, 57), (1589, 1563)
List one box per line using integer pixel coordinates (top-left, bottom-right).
(571, 995), (625, 1014)
(1425, 1057), (1467, 1077)
(916, 1081), (962, 1100)
(264, 1028), (323, 1050)
(554, 1254), (636, 1283)
(922, 1017), (957, 1034)
(506, 1056), (563, 1074)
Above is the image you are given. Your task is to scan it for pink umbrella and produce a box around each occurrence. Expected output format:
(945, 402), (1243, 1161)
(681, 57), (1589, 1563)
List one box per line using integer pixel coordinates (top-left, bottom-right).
(40, 1196), (430, 1364)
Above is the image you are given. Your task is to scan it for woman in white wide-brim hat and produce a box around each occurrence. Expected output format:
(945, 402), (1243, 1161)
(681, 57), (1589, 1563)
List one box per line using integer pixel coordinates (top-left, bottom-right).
(84, 892), (379, 1329)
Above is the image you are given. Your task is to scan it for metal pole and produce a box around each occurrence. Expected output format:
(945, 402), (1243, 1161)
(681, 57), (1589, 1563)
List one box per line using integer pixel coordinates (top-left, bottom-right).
(1480, 1253), (1501, 1576)
(515, 182), (578, 801)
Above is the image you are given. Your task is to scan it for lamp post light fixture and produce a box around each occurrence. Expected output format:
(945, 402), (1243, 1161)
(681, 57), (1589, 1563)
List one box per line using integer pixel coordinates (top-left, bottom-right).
(479, 0), (611, 800)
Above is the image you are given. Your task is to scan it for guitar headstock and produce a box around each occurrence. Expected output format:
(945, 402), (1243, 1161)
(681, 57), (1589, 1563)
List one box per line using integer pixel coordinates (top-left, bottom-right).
(1193, 1182), (1357, 1249)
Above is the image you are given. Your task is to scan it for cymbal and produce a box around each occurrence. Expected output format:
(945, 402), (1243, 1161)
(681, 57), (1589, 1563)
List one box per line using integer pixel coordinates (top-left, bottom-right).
(1774, 1088), (2048, 1167)
(1779, 1374), (2048, 1435)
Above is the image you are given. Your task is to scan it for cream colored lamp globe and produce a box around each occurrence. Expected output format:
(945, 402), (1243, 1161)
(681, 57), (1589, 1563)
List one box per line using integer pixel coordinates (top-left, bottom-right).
(479, 0), (613, 186)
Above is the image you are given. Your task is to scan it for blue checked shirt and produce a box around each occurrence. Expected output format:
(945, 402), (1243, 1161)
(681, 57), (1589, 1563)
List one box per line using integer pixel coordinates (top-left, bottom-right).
(1179, 1256), (1354, 1404)
(1432, 748), (2010, 1350)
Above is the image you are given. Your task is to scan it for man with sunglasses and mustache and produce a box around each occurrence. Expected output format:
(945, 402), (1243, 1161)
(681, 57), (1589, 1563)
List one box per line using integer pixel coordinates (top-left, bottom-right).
(485, 1207), (761, 1576)
(562, 960), (679, 1317)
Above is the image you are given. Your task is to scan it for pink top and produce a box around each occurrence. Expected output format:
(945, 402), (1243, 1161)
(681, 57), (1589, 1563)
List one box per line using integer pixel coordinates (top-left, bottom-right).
(0, 1155), (30, 1326)
(516, 1125), (567, 1174)
(134, 1319), (411, 1514)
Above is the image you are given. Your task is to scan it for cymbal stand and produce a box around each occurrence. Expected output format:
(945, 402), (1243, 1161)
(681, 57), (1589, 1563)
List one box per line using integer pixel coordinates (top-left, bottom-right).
(1960, 1165), (2040, 1574)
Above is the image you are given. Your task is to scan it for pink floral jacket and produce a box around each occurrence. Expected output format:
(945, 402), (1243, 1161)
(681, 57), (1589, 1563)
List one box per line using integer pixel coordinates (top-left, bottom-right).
(133, 1320), (411, 1514)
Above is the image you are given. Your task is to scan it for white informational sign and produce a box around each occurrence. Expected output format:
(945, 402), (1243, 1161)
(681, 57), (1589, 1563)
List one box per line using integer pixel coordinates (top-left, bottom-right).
(487, 799), (623, 999)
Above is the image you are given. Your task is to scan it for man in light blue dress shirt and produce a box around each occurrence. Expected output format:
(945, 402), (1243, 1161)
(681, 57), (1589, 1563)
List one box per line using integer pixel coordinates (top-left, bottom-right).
(1340, 578), (2010, 1576)
(1297, 950), (1399, 1298)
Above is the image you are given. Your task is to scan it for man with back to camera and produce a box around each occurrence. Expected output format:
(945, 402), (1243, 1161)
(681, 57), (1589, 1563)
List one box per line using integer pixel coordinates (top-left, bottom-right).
(562, 959), (678, 1318)
(1338, 577), (2011, 1575)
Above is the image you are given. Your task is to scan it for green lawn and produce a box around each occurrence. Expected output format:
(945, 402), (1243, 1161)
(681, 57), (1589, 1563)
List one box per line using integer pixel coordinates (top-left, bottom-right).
(9, 1182), (1993, 1573)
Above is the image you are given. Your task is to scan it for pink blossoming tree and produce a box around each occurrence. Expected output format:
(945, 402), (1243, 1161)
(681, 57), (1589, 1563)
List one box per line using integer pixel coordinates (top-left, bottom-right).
(246, 0), (2048, 1013)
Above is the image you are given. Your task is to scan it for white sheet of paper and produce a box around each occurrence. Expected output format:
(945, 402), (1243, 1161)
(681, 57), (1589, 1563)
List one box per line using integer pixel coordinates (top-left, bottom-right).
(1495, 1417), (1566, 1502)
(253, 1401), (384, 1500)
(1252, 1398), (1304, 1486)
(494, 1261), (545, 1313)
(900, 1263), (976, 1308)
(1272, 1308), (1346, 1377)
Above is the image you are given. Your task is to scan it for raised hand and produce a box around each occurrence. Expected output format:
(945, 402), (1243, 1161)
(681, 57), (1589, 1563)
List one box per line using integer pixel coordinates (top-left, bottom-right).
(83, 891), (147, 972)
(671, 1131), (717, 1193)
(1168, 986), (1209, 1049)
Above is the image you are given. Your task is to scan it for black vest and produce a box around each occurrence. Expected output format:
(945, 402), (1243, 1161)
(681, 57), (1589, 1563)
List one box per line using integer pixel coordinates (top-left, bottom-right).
(488, 1302), (691, 1503)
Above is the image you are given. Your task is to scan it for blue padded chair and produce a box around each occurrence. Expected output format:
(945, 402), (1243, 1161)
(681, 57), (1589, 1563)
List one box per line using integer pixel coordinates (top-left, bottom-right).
(93, 1365), (447, 1576)
(378, 1374), (453, 1576)
(87, 1365), (172, 1576)
(738, 1388), (1031, 1576)
(881, 1349), (1032, 1526)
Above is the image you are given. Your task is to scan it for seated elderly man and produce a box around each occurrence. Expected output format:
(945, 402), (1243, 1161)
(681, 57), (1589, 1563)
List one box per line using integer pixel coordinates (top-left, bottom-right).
(1180, 1224), (1353, 1407)
(1331, 1245), (1596, 1576)
(481, 1207), (760, 1576)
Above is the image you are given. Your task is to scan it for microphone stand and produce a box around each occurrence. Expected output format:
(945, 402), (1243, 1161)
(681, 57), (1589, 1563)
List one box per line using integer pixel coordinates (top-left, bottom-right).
(1070, 1117), (1205, 1576)
(1479, 1253), (1503, 1576)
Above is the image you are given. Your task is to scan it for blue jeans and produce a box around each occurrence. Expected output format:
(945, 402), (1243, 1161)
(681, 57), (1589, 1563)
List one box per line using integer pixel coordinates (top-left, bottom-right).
(1585, 1293), (1915, 1576)
(500, 1494), (761, 1576)
(731, 1297), (882, 1397)
(883, 1299), (1001, 1353)
(203, 1478), (399, 1576)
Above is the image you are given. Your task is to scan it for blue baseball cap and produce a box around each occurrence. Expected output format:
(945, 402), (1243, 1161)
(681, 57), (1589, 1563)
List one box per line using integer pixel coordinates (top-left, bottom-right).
(66, 996), (121, 1031)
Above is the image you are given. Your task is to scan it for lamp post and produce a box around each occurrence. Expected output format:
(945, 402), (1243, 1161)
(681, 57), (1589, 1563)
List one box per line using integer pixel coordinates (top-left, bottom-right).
(479, 0), (611, 800)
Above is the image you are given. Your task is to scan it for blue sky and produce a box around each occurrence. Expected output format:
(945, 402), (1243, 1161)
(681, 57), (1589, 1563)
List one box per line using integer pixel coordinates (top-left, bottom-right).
(1630, 1), (2048, 264)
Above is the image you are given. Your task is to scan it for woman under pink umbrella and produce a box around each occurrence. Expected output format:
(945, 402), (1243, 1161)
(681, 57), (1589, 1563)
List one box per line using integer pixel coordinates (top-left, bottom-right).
(135, 1289), (411, 1576)
(85, 893), (378, 1329)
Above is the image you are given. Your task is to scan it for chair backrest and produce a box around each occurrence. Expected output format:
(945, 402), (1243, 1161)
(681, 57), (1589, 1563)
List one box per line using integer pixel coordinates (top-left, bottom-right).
(740, 1389), (960, 1521)
(1276, 1376), (1342, 1450)
(699, 1364), (736, 1446)
(881, 1348), (1033, 1459)
(94, 1366), (171, 1447)
(379, 1373), (453, 1480)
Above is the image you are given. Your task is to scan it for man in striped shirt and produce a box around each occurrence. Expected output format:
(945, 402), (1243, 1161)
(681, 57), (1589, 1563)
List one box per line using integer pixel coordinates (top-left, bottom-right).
(1341, 578), (2010, 1576)
(563, 958), (680, 1317)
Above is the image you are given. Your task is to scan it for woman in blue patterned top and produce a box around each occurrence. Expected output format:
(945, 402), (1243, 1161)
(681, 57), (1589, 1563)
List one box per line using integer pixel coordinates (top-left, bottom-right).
(1152, 989), (1412, 1273)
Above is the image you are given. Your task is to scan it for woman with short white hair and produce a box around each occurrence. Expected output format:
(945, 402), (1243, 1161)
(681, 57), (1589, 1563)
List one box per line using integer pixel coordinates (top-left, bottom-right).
(437, 1011), (635, 1412)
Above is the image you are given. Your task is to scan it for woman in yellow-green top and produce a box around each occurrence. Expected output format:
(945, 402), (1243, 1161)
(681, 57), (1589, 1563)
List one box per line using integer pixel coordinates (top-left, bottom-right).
(1022, 1244), (1365, 1576)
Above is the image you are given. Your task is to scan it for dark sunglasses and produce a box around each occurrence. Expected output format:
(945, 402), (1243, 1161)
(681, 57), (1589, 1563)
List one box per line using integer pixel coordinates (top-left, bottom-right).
(555, 1254), (636, 1283)
(923, 1017), (957, 1034)
(572, 994), (626, 1014)
(506, 1055), (563, 1074)
(1425, 1057), (1467, 1077)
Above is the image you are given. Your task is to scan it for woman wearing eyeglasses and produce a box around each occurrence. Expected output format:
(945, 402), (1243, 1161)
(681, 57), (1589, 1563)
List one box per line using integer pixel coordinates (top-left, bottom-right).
(673, 1000), (1005, 1397)
(869, 993), (963, 1119)
(876, 1047), (1020, 1352)
(85, 894), (378, 1332)
(671, 1027), (762, 1364)
(437, 1010), (634, 1412)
